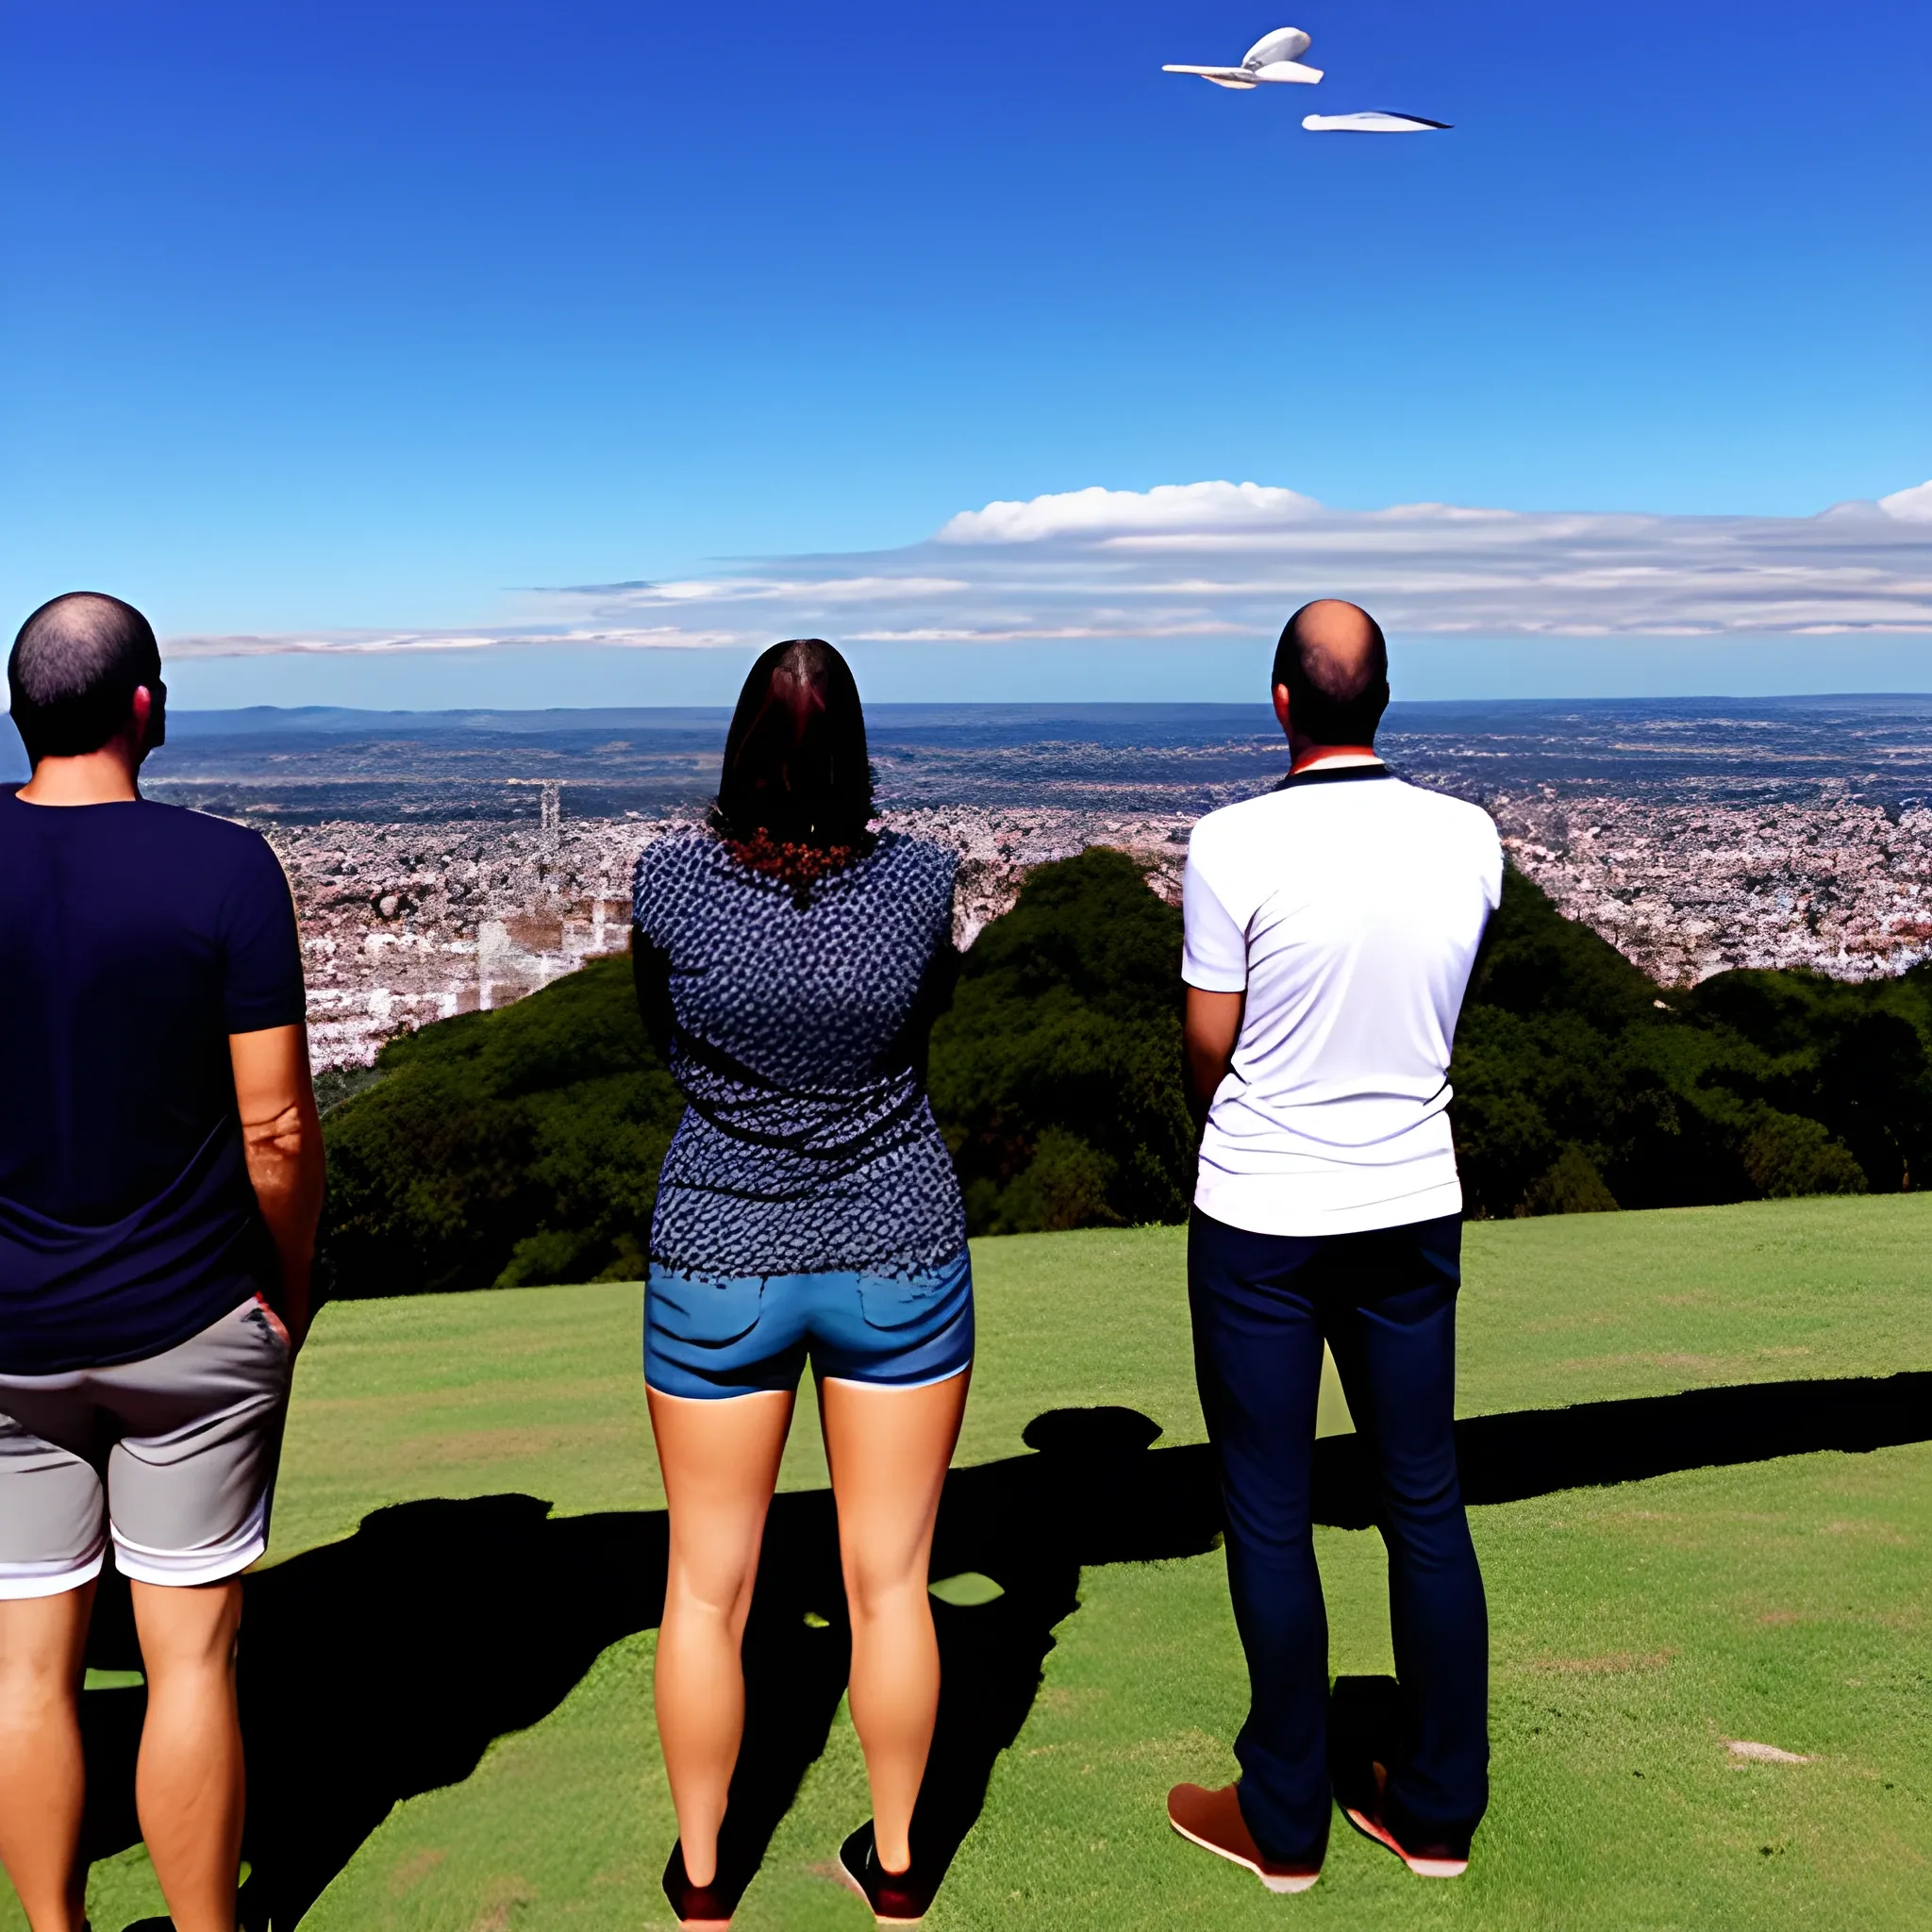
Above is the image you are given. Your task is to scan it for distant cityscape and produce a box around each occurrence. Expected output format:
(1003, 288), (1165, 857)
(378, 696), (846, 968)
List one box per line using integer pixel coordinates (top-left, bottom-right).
(90, 696), (1932, 1071)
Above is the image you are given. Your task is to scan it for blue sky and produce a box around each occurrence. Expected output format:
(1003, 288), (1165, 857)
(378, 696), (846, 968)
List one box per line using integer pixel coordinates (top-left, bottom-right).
(2, 1), (1927, 705)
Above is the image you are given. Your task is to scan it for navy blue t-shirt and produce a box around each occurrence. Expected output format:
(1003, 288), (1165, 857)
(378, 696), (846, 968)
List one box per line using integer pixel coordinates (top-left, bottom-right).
(0, 789), (307, 1374)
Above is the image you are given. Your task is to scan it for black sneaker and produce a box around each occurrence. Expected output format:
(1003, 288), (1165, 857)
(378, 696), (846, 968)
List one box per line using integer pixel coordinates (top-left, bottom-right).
(662, 1839), (745, 1928)
(838, 1821), (941, 1925)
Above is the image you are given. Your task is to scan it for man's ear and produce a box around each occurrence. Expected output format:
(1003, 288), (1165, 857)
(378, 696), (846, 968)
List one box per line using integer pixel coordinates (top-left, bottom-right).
(1272, 683), (1292, 735)
(129, 684), (162, 760)
(145, 678), (167, 753)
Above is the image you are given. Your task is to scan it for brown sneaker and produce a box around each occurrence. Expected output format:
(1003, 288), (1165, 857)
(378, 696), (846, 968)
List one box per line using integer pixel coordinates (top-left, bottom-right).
(1166, 1783), (1323, 1893)
(1341, 1763), (1472, 1878)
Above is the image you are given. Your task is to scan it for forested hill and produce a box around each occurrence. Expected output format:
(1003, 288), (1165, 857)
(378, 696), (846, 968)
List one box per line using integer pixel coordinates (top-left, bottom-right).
(1455, 866), (1931, 1215)
(316, 848), (1932, 1297)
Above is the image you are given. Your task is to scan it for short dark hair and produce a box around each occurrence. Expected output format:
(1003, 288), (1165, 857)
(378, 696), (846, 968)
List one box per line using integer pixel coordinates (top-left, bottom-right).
(714, 639), (874, 846)
(1270, 601), (1390, 744)
(8, 592), (163, 764)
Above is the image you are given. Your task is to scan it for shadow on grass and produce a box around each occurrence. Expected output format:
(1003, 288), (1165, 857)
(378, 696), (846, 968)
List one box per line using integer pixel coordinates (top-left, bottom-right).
(79, 1368), (1932, 1928)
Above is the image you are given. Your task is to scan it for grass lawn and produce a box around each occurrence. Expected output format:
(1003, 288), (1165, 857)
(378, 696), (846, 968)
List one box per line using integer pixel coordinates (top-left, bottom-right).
(17, 1193), (1932, 1930)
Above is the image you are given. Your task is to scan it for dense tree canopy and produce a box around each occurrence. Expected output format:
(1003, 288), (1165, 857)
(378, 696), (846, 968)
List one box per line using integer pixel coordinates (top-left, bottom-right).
(1451, 868), (1932, 1215)
(317, 848), (1932, 1295)
(928, 847), (1192, 1234)
(319, 958), (683, 1298)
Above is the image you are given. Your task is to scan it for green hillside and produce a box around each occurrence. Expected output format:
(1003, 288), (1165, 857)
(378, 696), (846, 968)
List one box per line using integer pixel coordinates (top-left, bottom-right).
(926, 848), (1192, 1233)
(315, 848), (1932, 1296)
(41, 1195), (1932, 1931)
(1453, 868), (1932, 1215)
(319, 952), (684, 1296)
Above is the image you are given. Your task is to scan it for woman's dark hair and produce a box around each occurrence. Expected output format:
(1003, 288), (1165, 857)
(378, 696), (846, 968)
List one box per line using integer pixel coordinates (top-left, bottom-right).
(711, 641), (875, 891)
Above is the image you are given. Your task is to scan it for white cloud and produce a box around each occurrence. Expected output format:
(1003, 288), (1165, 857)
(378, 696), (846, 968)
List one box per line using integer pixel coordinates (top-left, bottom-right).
(161, 480), (1932, 657)
(583, 575), (971, 607)
(1879, 478), (1932, 523)
(162, 623), (744, 658)
(939, 479), (1321, 542)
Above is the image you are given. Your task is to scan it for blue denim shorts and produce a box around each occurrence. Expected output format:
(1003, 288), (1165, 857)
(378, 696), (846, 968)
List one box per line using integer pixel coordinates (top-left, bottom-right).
(644, 1251), (974, 1401)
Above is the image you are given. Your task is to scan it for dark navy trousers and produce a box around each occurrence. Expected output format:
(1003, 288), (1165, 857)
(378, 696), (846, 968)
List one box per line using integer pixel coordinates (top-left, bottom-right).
(1188, 1207), (1490, 1865)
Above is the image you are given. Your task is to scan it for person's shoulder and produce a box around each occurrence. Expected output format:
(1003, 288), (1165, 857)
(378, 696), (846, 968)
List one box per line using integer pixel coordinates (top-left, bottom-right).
(641, 824), (710, 856)
(633, 824), (712, 886)
(1386, 778), (1500, 843)
(865, 832), (958, 921)
(125, 806), (295, 935)
(876, 829), (958, 879)
(138, 800), (285, 871)
(1188, 790), (1287, 861)
(0, 785), (33, 848)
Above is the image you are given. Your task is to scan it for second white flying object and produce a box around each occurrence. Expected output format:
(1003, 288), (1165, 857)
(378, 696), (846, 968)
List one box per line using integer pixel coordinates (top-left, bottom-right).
(1302, 110), (1452, 133)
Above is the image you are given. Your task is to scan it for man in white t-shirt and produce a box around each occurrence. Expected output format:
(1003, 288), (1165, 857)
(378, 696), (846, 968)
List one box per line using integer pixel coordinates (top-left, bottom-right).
(1165, 601), (1499, 1895)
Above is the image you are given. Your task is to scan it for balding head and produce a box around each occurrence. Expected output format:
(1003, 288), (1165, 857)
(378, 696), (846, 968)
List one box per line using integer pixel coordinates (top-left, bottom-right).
(8, 592), (164, 765)
(1271, 599), (1390, 747)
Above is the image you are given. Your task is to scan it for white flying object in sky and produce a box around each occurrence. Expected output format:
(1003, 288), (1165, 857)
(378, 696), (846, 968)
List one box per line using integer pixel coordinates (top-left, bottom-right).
(1164, 26), (1451, 131)
(1303, 110), (1452, 133)
(1162, 26), (1323, 89)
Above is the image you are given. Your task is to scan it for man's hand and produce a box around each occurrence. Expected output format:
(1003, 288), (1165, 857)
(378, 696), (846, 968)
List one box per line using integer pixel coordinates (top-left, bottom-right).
(229, 1024), (325, 1351)
(1184, 988), (1246, 1129)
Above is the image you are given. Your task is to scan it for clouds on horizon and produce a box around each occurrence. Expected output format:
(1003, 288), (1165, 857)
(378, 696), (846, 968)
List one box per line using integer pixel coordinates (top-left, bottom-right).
(164, 480), (1932, 658)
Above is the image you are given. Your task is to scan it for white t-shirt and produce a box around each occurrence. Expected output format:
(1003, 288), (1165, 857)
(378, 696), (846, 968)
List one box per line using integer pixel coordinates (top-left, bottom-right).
(1183, 766), (1503, 1237)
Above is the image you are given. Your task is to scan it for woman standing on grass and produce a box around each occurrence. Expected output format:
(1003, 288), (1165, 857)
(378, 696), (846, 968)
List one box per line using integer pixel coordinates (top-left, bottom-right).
(632, 639), (971, 1929)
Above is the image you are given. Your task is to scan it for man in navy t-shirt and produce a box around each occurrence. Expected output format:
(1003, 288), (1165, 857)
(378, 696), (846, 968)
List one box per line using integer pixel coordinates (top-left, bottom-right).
(0, 593), (323, 1932)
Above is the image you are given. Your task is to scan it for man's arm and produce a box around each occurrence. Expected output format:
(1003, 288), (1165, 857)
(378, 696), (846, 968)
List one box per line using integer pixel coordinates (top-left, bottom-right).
(1183, 987), (1245, 1130)
(229, 1024), (325, 1349)
(1180, 824), (1249, 1132)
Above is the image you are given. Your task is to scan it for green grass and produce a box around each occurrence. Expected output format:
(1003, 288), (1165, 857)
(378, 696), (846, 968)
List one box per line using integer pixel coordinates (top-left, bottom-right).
(15, 1194), (1932, 1929)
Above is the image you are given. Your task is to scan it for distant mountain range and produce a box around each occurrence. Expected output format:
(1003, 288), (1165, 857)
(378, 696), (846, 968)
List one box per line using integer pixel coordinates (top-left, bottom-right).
(12, 694), (1932, 817)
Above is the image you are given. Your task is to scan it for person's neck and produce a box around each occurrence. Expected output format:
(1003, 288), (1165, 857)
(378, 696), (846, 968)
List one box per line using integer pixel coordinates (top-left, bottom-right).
(1289, 742), (1383, 775)
(18, 743), (142, 807)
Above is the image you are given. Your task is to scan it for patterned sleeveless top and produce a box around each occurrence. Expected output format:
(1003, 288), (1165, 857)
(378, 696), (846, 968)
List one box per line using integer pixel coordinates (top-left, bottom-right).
(631, 828), (966, 1280)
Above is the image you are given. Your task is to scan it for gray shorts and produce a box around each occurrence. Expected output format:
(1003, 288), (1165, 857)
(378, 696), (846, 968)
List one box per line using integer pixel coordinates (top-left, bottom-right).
(0, 1296), (291, 1597)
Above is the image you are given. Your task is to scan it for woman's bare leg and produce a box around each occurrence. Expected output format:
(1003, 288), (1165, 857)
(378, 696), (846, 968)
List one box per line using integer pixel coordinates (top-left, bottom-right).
(131, 1577), (245, 1932)
(647, 1386), (794, 1889)
(819, 1370), (970, 1875)
(0, 1583), (94, 1932)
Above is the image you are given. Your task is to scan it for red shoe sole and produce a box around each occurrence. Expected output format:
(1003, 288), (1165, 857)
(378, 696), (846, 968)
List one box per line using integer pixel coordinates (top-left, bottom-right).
(1344, 1805), (1468, 1878)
